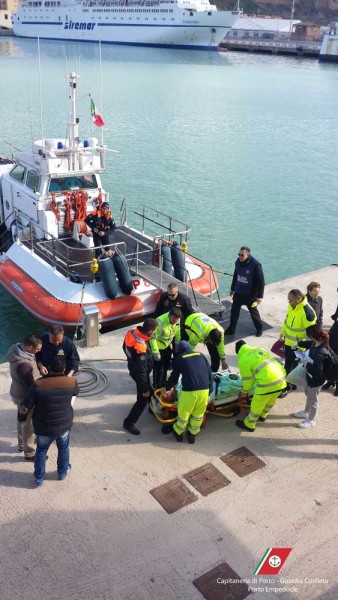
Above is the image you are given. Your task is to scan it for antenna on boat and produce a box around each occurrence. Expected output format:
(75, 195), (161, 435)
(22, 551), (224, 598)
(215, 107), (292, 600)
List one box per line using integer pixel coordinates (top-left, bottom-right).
(37, 37), (45, 150)
(99, 40), (104, 147)
(66, 71), (80, 171)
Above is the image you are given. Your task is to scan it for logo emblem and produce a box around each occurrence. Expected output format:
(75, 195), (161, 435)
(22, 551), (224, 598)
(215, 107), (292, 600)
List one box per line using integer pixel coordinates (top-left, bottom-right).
(254, 548), (292, 575)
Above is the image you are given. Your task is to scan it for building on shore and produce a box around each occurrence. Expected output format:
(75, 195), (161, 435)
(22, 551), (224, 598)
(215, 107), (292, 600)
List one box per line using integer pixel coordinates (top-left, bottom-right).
(227, 15), (301, 39)
(0, 0), (17, 29)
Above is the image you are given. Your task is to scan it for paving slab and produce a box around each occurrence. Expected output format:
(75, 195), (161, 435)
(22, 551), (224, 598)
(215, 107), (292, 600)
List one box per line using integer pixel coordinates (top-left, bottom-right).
(0, 266), (338, 600)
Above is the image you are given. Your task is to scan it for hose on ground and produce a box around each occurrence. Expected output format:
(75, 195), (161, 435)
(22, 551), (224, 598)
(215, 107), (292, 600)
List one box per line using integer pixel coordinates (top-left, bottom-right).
(77, 363), (110, 397)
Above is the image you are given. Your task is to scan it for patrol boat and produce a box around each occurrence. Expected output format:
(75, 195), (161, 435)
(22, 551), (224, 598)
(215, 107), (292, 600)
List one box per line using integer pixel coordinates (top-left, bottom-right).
(11, 0), (240, 51)
(0, 72), (222, 329)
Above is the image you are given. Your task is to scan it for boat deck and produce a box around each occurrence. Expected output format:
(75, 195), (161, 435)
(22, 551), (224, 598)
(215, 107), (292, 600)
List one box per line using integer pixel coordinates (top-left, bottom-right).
(25, 225), (154, 283)
(22, 225), (223, 315)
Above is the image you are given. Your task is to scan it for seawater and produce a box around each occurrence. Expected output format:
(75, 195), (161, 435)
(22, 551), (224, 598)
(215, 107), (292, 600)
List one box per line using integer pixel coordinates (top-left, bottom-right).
(0, 38), (337, 360)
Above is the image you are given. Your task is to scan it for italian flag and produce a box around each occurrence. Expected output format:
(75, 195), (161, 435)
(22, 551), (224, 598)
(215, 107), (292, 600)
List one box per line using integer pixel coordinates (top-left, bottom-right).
(90, 98), (104, 127)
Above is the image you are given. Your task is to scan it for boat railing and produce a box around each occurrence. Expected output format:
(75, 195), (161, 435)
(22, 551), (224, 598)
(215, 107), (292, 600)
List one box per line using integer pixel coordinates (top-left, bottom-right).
(185, 248), (223, 304)
(120, 197), (191, 246)
(0, 209), (128, 283)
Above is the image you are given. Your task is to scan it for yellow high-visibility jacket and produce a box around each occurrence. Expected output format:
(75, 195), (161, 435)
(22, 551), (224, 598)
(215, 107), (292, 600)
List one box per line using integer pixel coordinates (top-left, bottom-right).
(238, 344), (287, 394)
(149, 312), (180, 354)
(280, 295), (316, 347)
(184, 312), (225, 360)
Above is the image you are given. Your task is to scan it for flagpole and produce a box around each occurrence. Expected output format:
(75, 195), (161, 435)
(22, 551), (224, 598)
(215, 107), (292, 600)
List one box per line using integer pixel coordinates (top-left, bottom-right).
(99, 39), (103, 146)
(37, 37), (44, 149)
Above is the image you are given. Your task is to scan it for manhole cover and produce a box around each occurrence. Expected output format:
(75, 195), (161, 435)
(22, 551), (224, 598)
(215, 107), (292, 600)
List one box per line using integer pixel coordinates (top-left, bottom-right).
(220, 446), (266, 478)
(193, 562), (252, 600)
(183, 463), (231, 497)
(149, 478), (198, 514)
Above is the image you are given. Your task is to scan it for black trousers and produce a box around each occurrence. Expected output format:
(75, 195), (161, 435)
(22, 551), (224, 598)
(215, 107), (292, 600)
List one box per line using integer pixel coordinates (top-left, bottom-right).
(206, 342), (220, 372)
(93, 232), (110, 257)
(228, 294), (263, 333)
(284, 345), (298, 375)
(124, 376), (152, 425)
(153, 346), (172, 388)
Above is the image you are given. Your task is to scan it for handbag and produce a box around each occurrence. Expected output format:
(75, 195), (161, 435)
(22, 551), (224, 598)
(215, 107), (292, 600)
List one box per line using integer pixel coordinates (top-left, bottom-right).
(270, 339), (286, 359)
(286, 364), (307, 388)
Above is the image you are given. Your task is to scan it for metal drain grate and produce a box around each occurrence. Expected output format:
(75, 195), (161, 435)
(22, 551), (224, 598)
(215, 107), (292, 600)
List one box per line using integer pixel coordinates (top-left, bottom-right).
(149, 478), (198, 514)
(193, 562), (252, 600)
(220, 446), (266, 478)
(183, 463), (231, 497)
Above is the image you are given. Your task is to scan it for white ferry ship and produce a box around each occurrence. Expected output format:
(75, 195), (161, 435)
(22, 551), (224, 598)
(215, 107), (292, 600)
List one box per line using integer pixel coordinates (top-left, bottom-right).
(12, 0), (240, 50)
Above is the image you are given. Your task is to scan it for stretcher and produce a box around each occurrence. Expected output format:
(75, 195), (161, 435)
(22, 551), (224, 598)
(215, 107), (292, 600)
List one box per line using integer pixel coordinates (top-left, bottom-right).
(149, 372), (251, 430)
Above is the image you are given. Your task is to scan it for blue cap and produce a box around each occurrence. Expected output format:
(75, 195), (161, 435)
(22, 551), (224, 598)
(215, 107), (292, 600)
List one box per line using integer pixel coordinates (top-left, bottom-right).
(177, 341), (191, 355)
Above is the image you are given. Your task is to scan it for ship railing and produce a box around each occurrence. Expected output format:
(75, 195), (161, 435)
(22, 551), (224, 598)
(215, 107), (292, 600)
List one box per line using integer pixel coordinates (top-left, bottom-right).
(0, 209), (129, 283)
(120, 197), (191, 246)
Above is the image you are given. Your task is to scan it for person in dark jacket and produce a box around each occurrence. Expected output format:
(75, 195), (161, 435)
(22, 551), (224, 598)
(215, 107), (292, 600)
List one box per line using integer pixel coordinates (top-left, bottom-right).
(36, 325), (80, 377)
(154, 283), (194, 320)
(322, 302), (338, 395)
(19, 356), (79, 486)
(85, 202), (116, 256)
(306, 281), (323, 327)
(165, 340), (213, 444)
(122, 318), (157, 436)
(154, 283), (194, 341)
(8, 334), (42, 459)
(225, 246), (265, 337)
(292, 324), (330, 429)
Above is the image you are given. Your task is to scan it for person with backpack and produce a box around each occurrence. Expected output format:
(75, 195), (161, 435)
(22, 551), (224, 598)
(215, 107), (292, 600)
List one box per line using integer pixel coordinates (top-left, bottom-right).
(292, 324), (331, 429)
(322, 304), (338, 396)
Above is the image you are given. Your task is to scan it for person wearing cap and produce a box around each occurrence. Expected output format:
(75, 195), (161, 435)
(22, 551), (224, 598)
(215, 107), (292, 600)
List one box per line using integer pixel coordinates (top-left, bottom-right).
(85, 201), (116, 256)
(235, 340), (287, 432)
(165, 341), (213, 444)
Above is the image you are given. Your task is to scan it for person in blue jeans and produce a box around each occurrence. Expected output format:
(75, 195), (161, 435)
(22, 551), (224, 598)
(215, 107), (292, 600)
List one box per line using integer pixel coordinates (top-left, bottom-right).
(19, 356), (79, 486)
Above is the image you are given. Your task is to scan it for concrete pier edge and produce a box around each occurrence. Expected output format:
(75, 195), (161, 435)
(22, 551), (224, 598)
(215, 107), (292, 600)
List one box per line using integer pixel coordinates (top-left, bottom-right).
(1, 264), (338, 600)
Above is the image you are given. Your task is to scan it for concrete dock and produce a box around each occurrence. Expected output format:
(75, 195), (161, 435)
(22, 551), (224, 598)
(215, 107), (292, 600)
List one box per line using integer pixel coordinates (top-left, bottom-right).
(1, 265), (338, 600)
(219, 38), (321, 58)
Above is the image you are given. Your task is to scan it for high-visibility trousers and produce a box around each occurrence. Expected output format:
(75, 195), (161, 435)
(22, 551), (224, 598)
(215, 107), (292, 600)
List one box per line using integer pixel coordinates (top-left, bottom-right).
(244, 389), (282, 430)
(173, 389), (209, 436)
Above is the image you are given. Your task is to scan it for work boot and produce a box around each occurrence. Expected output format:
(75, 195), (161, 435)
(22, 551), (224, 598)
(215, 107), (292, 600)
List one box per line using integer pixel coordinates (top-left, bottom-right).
(259, 416), (266, 422)
(235, 419), (255, 432)
(322, 381), (335, 390)
(187, 431), (196, 444)
(161, 424), (173, 435)
(123, 420), (140, 435)
(225, 327), (235, 336)
(173, 429), (183, 442)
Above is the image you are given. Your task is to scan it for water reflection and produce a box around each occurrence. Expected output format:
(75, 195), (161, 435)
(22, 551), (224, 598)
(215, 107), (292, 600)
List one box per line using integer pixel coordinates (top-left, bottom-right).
(0, 36), (230, 66)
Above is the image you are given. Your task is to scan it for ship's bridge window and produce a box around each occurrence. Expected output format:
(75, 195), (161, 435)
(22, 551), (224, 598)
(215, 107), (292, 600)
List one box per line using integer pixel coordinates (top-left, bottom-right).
(10, 165), (26, 183)
(26, 171), (40, 192)
(49, 174), (98, 192)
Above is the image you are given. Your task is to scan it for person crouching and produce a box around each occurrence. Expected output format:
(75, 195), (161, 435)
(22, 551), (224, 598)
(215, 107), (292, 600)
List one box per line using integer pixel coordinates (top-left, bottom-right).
(235, 340), (287, 432)
(165, 341), (213, 444)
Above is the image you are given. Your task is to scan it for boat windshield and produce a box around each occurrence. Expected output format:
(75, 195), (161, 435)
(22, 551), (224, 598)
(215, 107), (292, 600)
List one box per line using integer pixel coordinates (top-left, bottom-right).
(49, 173), (98, 192)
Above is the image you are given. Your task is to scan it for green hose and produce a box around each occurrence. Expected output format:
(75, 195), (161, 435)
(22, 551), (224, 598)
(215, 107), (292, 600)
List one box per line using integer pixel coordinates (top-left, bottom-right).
(77, 363), (110, 397)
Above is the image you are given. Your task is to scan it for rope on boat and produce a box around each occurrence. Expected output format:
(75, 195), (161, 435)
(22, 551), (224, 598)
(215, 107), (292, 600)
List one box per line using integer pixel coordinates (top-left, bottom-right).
(77, 362), (110, 397)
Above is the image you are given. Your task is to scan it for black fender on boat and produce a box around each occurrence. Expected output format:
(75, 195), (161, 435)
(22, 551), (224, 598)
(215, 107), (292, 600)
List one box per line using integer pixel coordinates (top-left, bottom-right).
(99, 255), (119, 299)
(161, 243), (172, 275)
(171, 241), (186, 282)
(112, 253), (133, 295)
